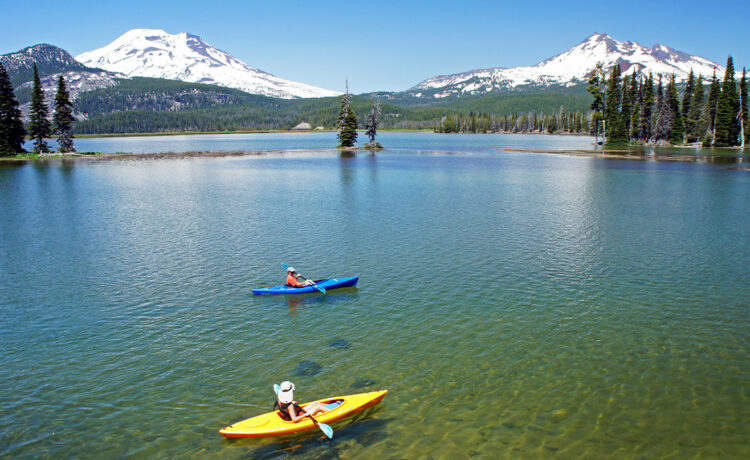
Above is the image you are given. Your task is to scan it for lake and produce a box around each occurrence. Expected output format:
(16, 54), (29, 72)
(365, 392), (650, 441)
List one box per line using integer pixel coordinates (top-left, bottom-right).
(1, 132), (749, 458)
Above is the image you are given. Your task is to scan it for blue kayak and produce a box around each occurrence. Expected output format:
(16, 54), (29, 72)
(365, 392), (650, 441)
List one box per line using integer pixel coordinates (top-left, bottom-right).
(252, 276), (359, 295)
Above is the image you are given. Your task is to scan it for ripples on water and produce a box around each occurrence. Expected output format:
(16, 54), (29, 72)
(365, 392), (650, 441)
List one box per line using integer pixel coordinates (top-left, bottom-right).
(1, 133), (749, 458)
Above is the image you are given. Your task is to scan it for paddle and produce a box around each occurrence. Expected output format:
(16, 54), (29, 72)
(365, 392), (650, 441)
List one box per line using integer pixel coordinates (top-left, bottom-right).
(274, 384), (334, 438)
(282, 263), (326, 294)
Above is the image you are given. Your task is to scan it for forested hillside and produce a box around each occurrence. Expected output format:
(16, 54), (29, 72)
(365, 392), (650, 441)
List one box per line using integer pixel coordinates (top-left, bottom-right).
(72, 78), (593, 134)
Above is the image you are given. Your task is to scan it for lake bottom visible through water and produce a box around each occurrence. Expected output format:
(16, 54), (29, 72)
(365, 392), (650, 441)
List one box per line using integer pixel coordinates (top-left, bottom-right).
(0, 133), (748, 458)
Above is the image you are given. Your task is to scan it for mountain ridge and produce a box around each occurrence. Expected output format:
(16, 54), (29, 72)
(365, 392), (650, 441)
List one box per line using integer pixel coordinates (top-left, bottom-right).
(75, 29), (341, 99)
(1, 44), (106, 86)
(411, 33), (726, 98)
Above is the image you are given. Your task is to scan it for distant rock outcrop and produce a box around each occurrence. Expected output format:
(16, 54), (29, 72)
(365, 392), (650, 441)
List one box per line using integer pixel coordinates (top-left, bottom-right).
(292, 122), (312, 130)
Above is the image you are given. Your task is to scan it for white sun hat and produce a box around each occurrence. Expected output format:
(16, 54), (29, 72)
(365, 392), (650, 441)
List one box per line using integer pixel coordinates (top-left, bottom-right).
(287, 267), (296, 273)
(278, 381), (295, 403)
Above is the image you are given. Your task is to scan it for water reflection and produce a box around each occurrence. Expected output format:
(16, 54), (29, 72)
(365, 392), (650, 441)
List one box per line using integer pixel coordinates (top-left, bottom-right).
(284, 291), (360, 312)
(339, 155), (354, 187)
(244, 416), (391, 458)
(60, 158), (76, 174)
(0, 160), (27, 169)
(598, 145), (750, 164)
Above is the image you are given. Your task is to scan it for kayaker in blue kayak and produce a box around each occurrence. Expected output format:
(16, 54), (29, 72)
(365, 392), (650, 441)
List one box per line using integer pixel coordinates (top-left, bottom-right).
(286, 267), (316, 288)
(274, 381), (329, 422)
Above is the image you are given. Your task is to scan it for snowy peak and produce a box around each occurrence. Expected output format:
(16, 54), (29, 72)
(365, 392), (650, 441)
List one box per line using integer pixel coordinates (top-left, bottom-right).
(1, 43), (121, 98)
(413, 33), (724, 98)
(1, 44), (95, 86)
(76, 29), (340, 99)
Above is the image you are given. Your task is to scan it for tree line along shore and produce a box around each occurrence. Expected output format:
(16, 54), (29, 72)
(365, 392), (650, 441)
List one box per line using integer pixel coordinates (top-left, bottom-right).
(437, 57), (748, 149)
(588, 57), (747, 148)
(1, 58), (748, 157)
(1, 63), (74, 155)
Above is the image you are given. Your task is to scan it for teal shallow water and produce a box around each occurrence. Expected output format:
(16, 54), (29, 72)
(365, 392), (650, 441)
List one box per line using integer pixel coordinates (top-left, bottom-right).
(1, 133), (749, 458)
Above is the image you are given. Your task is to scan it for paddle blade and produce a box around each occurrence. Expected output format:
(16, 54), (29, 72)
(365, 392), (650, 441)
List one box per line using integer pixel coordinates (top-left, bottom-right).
(273, 384), (280, 394)
(318, 421), (333, 438)
(314, 284), (326, 294)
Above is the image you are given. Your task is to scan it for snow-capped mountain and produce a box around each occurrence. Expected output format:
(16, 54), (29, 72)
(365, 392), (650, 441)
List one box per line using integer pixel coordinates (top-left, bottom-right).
(1, 44), (121, 89)
(413, 33), (724, 98)
(1, 44), (122, 120)
(2, 44), (89, 83)
(75, 29), (340, 99)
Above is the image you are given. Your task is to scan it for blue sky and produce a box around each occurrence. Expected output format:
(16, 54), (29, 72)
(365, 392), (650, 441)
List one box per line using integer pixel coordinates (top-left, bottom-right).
(2, 0), (748, 93)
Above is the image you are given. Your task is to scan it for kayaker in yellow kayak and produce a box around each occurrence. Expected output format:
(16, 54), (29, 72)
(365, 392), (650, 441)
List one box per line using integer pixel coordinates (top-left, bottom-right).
(274, 381), (329, 422)
(286, 267), (316, 288)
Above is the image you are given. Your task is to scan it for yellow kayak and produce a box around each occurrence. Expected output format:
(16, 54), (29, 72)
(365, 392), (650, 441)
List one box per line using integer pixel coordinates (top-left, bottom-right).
(220, 390), (388, 438)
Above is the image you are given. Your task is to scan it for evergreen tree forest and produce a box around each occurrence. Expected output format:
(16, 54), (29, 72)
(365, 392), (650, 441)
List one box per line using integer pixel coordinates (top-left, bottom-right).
(2, 56), (746, 149)
(580, 58), (748, 148)
(68, 78), (595, 134)
(434, 108), (591, 135)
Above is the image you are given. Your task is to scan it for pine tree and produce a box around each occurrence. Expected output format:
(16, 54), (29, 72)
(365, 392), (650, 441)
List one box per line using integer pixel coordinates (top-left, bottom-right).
(686, 75), (705, 143)
(0, 62), (26, 155)
(28, 64), (51, 153)
(681, 70), (695, 126)
(604, 64), (627, 145)
(740, 68), (748, 147)
(587, 62), (606, 144)
(337, 84), (350, 130)
(654, 76), (672, 142)
(702, 70), (721, 145)
(364, 97), (381, 148)
(630, 74), (641, 140)
(639, 73), (655, 142)
(337, 82), (357, 148)
(714, 56), (740, 147)
(620, 73), (632, 142)
(668, 75), (684, 144)
(53, 75), (75, 153)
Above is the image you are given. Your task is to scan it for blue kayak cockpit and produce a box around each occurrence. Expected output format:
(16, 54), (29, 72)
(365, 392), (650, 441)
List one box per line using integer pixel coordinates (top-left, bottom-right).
(252, 276), (359, 295)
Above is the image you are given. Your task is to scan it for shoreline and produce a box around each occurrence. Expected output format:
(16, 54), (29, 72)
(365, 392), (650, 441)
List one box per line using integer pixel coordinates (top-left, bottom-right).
(3, 144), (748, 168)
(0, 148), (377, 163)
(0, 149), (295, 163)
(497, 148), (750, 168)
